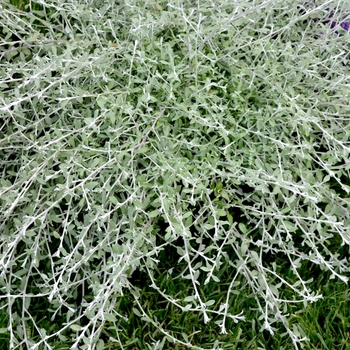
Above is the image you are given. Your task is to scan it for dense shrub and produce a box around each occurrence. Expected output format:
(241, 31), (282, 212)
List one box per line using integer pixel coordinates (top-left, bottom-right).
(1, 0), (349, 349)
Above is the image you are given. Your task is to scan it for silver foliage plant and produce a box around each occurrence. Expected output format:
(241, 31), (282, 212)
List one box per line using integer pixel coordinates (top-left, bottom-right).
(1, 0), (350, 349)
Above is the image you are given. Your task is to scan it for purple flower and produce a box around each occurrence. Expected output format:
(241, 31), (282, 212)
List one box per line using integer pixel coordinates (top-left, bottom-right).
(330, 21), (337, 29)
(300, 3), (350, 34)
(341, 21), (350, 32)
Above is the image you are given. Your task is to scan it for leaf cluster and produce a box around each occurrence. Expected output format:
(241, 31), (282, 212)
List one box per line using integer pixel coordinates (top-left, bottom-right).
(1, 0), (350, 349)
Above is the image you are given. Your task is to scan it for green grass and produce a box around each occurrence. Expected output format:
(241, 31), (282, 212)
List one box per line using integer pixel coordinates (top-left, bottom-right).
(99, 247), (350, 350)
(1, 0), (350, 349)
(1, 239), (349, 349)
(290, 283), (350, 350)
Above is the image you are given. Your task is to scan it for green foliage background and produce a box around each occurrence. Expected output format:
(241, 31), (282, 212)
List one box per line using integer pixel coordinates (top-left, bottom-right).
(1, 0), (350, 349)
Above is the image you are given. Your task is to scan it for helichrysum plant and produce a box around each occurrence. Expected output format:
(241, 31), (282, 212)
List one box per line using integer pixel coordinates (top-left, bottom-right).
(0, 0), (349, 349)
